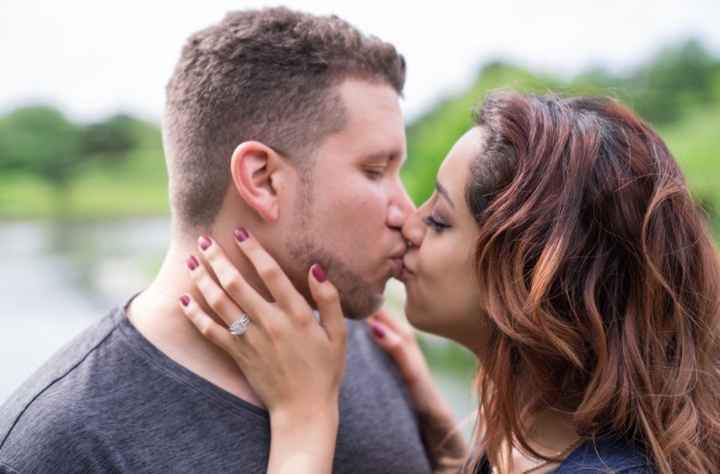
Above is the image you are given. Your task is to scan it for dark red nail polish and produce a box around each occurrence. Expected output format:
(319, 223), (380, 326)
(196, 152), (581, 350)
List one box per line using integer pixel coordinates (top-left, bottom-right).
(370, 323), (385, 339)
(312, 264), (327, 282)
(186, 255), (199, 271)
(179, 295), (190, 307)
(234, 227), (249, 242)
(199, 235), (211, 251)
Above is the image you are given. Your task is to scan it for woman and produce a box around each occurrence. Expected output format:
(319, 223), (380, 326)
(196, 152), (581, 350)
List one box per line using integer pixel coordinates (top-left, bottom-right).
(179, 92), (720, 473)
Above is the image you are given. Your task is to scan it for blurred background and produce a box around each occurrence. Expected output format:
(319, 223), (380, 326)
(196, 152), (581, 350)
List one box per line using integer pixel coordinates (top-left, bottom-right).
(2, 0), (720, 426)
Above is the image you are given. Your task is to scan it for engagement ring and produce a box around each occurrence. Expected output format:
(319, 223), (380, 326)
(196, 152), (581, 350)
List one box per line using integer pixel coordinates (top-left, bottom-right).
(229, 314), (250, 336)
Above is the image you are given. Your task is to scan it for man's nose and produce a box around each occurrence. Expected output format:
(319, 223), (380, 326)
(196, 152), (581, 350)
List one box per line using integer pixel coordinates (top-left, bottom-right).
(401, 207), (425, 249)
(387, 184), (416, 230)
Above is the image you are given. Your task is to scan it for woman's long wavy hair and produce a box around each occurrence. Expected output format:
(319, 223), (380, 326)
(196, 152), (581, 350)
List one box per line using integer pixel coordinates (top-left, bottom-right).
(465, 92), (720, 473)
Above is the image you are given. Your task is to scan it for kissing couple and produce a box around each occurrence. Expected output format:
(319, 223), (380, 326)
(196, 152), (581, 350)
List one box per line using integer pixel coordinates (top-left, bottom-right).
(3, 7), (719, 474)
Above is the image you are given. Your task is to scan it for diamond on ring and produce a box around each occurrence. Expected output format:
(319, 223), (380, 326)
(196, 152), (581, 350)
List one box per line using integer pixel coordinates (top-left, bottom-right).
(229, 314), (250, 336)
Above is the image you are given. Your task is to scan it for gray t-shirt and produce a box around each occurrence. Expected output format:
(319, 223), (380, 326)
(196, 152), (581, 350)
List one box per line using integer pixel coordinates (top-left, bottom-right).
(0, 297), (432, 473)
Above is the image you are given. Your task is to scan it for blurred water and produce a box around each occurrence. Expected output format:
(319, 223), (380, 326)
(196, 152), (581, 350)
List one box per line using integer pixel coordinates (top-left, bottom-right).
(0, 218), (166, 402)
(0, 218), (476, 427)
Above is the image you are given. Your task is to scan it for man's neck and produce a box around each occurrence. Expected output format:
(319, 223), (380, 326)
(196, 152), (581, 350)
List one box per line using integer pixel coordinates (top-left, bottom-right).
(126, 238), (263, 407)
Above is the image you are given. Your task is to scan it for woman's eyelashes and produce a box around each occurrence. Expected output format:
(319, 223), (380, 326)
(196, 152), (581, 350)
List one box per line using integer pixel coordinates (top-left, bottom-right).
(423, 214), (450, 233)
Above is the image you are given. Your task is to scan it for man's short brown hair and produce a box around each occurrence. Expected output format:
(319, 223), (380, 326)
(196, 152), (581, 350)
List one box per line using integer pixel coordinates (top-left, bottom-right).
(163, 7), (406, 229)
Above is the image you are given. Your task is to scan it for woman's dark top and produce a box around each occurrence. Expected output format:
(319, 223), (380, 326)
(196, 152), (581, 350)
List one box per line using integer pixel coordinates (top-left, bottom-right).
(476, 436), (653, 473)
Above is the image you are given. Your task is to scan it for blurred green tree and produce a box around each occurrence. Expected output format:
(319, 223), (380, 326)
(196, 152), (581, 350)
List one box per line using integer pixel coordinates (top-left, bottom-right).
(81, 114), (138, 161)
(0, 106), (138, 212)
(626, 39), (718, 124)
(0, 106), (82, 188)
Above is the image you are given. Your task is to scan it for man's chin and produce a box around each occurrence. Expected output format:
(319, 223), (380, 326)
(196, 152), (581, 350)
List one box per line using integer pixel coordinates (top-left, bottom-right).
(340, 291), (384, 320)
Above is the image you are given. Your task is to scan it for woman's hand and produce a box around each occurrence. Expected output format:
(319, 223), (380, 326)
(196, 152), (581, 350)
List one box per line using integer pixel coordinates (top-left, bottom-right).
(368, 310), (468, 474)
(179, 229), (346, 474)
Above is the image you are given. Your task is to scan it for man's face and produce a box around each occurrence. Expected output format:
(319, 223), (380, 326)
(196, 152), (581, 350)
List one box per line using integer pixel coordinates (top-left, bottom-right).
(285, 79), (414, 318)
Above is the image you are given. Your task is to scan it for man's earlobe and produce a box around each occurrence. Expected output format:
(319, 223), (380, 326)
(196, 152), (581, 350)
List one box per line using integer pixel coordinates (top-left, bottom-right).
(230, 141), (281, 221)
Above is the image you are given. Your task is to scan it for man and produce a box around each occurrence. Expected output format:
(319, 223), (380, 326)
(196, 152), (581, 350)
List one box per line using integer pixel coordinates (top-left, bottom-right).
(0, 7), (432, 473)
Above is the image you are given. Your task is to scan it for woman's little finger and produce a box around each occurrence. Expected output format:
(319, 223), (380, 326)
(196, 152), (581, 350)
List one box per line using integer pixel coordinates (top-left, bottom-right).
(369, 308), (414, 339)
(179, 294), (237, 354)
(368, 319), (402, 348)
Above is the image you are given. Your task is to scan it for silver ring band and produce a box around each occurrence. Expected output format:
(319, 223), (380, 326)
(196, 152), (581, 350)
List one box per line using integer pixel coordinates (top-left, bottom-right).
(229, 314), (250, 336)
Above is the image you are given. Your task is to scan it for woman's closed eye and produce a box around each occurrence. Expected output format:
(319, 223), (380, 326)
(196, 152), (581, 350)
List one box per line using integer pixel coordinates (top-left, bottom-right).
(423, 215), (450, 233)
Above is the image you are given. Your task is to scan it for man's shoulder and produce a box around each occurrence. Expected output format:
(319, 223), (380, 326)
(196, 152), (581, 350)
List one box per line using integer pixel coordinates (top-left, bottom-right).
(0, 398), (103, 474)
(0, 308), (124, 467)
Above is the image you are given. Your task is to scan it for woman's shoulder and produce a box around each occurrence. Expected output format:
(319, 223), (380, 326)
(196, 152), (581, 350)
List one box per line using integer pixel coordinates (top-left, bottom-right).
(555, 436), (653, 473)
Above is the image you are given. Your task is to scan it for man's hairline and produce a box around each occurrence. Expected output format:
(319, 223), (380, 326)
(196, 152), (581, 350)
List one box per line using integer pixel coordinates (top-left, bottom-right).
(263, 74), (403, 168)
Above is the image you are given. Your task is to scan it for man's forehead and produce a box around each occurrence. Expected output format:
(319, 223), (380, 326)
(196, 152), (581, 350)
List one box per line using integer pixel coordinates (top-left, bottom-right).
(320, 81), (406, 157)
(336, 79), (404, 124)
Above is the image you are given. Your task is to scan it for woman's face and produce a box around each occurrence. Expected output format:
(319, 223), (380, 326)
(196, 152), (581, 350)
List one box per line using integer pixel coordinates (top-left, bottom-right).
(401, 127), (488, 350)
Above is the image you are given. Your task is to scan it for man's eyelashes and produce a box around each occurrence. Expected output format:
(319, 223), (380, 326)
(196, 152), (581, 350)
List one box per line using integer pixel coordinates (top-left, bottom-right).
(364, 168), (385, 180)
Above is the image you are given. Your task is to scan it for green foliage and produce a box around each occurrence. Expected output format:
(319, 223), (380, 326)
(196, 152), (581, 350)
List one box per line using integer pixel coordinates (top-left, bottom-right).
(624, 40), (718, 125)
(81, 114), (138, 161)
(0, 106), (165, 219)
(0, 105), (148, 183)
(657, 104), (720, 236)
(0, 106), (83, 187)
(0, 105), (164, 217)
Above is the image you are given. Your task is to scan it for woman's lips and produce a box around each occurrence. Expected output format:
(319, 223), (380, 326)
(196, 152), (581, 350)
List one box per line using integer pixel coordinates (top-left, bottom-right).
(399, 257), (415, 281)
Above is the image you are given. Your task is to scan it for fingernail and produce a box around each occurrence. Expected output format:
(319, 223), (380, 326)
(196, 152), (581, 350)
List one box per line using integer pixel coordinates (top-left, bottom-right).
(179, 295), (190, 307)
(199, 235), (211, 251)
(311, 264), (327, 282)
(234, 227), (249, 242)
(186, 255), (199, 271)
(370, 323), (385, 339)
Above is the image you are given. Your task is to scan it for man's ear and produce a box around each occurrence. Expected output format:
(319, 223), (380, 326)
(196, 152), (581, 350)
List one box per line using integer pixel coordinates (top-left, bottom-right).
(229, 141), (285, 221)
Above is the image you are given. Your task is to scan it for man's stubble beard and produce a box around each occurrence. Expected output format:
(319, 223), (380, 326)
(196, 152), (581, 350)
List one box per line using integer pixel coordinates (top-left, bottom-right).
(285, 167), (384, 319)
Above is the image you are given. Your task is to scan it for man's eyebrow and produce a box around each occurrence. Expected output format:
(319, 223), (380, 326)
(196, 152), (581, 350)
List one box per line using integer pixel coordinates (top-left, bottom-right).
(361, 150), (404, 162)
(436, 181), (455, 208)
